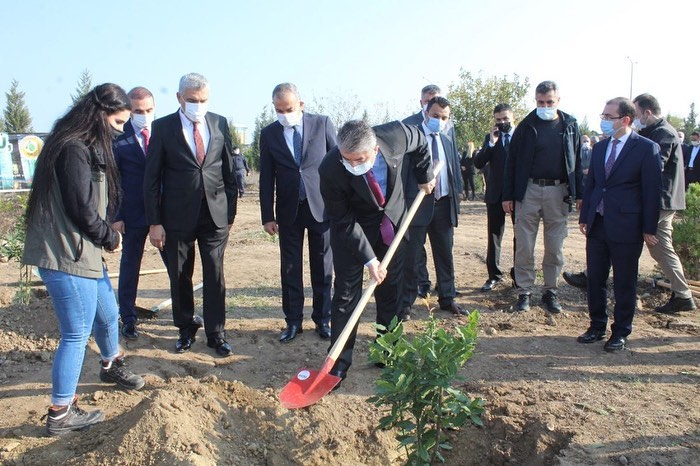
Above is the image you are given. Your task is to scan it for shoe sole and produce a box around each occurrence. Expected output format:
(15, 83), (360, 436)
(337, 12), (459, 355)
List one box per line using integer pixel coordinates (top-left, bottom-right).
(100, 374), (146, 390)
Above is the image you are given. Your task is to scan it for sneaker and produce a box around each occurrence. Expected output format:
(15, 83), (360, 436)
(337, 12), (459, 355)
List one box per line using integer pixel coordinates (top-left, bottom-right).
(121, 323), (139, 340)
(562, 271), (588, 290)
(100, 359), (145, 390)
(515, 294), (531, 312)
(655, 296), (697, 314)
(542, 290), (563, 314)
(45, 397), (104, 436)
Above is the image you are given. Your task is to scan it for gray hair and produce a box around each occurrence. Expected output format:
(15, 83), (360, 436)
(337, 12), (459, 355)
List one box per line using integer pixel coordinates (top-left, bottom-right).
(421, 84), (441, 97)
(272, 82), (300, 101)
(179, 73), (209, 94)
(535, 80), (558, 95)
(337, 120), (377, 154)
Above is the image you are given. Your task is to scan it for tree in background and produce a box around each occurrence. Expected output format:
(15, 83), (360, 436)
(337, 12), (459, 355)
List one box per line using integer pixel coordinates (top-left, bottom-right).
(683, 102), (697, 142)
(667, 114), (684, 136)
(307, 93), (362, 129)
(3, 79), (33, 133)
(228, 120), (243, 148)
(71, 69), (93, 104)
(447, 70), (530, 148)
(246, 105), (276, 171)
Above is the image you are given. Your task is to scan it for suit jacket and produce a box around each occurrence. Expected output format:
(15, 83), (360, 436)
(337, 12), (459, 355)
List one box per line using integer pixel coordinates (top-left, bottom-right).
(319, 121), (432, 264)
(404, 126), (461, 227)
(474, 132), (509, 205)
(638, 118), (685, 211)
(113, 121), (148, 227)
(579, 131), (662, 242)
(143, 110), (237, 232)
(259, 112), (336, 225)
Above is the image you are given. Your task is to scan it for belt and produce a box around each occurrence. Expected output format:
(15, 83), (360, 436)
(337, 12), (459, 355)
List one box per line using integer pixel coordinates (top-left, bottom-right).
(530, 178), (566, 186)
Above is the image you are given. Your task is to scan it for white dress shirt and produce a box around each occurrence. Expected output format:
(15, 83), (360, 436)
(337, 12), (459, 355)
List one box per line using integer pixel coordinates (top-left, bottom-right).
(178, 109), (210, 159)
(282, 116), (304, 160)
(422, 122), (449, 198)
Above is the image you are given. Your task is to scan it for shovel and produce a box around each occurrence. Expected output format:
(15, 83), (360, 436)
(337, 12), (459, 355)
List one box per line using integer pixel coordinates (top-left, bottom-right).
(279, 160), (444, 409)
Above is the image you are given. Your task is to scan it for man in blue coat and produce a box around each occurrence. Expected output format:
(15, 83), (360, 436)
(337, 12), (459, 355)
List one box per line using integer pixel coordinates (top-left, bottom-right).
(577, 97), (662, 351)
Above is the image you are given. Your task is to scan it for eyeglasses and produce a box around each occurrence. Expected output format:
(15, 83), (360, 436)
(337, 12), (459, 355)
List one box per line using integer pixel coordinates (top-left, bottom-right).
(600, 114), (624, 121)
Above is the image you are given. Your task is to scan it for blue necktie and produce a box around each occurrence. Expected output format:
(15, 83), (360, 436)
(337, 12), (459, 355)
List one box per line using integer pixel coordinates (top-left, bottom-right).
(597, 139), (620, 215)
(431, 133), (442, 200)
(293, 126), (306, 200)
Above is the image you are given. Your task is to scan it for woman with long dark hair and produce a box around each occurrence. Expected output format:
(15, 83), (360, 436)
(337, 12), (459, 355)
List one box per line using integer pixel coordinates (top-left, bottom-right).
(23, 83), (145, 436)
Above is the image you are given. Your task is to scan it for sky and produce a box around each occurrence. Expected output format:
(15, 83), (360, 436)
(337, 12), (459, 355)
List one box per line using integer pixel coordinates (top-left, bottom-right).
(2, 0), (699, 140)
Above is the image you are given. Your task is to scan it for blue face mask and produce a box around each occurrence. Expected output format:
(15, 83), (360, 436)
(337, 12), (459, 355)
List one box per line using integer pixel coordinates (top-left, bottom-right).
(536, 107), (557, 121)
(426, 117), (444, 133)
(600, 120), (616, 136)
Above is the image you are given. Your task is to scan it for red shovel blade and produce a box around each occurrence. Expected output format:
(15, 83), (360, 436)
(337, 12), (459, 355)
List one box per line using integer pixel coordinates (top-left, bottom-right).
(279, 360), (342, 409)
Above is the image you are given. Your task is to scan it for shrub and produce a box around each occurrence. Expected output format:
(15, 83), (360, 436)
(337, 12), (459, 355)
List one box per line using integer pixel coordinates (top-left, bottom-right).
(674, 183), (700, 280)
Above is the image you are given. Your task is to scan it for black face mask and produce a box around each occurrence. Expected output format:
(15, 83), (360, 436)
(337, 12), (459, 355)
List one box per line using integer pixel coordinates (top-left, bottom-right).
(111, 127), (124, 140)
(496, 122), (512, 133)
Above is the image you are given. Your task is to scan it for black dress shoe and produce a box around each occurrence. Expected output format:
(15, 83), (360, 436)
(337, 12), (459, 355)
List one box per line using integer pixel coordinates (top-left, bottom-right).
(577, 328), (606, 344)
(655, 295), (697, 314)
(440, 302), (468, 316)
(121, 323), (139, 340)
(279, 324), (302, 343)
(515, 293), (531, 312)
(175, 333), (195, 353)
(329, 369), (347, 391)
(207, 337), (233, 357)
(563, 271), (588, 290)
(604, 335), (626, 352)
(480, 278), (501, 292)
(315, 323), (331, 340)
(541, 290), (562, 314)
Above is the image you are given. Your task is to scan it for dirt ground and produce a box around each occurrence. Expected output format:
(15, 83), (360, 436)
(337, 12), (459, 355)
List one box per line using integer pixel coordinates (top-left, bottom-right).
(0, 186), (698, 466)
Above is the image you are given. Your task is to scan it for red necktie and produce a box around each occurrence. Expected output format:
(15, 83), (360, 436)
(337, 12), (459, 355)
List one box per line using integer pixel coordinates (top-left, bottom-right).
(141, 128), (150, 155)
(193, 122), (205, 166)
(365, 169), (385, 206)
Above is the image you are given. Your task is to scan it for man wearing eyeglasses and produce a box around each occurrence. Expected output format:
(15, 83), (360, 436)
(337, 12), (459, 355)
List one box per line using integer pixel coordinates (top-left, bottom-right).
(577, 97), (661, 351)
(502, 81), (583, 314)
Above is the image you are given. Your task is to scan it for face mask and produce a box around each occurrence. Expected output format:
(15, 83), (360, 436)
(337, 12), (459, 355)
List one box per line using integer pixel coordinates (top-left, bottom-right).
(536, 107), (557, 120)
(582, 142), (591, 150)
(342, 158), (373, 176)
(496, 122), (512, 133)
(600, 120), (616, 137)
(691, 140), (700, 147)
(632, 118), (646, 130)
(422, 104), (428, 113)
(426, 117), (445, 133)
(184, 102), (208, 122)
(131, 113), (154, 131)
(277, 110), (303, 128)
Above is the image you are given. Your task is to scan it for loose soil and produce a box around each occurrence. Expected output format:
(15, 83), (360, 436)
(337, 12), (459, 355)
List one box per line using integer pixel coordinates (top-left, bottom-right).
(0, 187), (697, 465)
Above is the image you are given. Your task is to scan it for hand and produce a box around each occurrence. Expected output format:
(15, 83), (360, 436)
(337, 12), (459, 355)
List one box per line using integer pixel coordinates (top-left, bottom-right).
(579, 223), (587, 236)
(490, 125), (500, 144)
(644, 233), (658, 247)
(111, 221), (125, 234)
(502, 201), (514, 214)
(419, 180), (435, 195)
(367, 259), (387, 284)
(107, 231), (122, 254)
(263, 221), (278, 236)
(149, 224), (166, 251)
(576, 199), (582, 212)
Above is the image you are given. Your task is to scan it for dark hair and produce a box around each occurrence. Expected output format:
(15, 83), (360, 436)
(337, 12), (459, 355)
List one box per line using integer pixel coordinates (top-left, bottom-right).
(633, 93), (661, 116)
(493, 103), (513, 114)
(26, 83), (130, 225)
(127, 86), (154, 100)
(426, 96), (450, 113)
(535, 80), (558, 95)
(421, 84), (441, 97)
(606, 97), (636, 121)
(692, 131), (700, 137)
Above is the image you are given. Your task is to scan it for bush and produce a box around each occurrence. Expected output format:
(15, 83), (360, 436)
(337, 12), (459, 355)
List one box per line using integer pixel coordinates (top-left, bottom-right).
(368, 314), (484, 465)
(674, 183), (700, 281)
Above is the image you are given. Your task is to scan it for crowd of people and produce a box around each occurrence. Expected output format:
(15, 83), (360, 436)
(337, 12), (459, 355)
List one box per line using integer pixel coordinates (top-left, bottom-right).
(23, 74), (698, 435)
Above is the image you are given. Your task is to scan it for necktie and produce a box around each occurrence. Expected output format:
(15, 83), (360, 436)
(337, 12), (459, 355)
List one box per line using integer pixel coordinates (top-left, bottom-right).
(503, 133), (510, 152)
(193, 121), (205, 166)
(293, 126), (306, 200)
(597, 139), (620, 215)
(141, 128), (150, 155)
(431, 133), (442, 200)
(366, 168), (394, 245)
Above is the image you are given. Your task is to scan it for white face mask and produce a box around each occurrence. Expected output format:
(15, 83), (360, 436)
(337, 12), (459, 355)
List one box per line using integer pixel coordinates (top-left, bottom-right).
(633, 118), (646, 130)
(184, 102), (208, 123)
(277, 110), (303, 128)
(536, 107), (557, 121)
(342, 158), (373, 176)
(131, 113), (154, 131)
(691, 140), (700, 147)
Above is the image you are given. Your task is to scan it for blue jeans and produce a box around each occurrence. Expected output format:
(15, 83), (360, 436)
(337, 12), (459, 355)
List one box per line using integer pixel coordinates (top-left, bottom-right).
(39, 267), (120, 406)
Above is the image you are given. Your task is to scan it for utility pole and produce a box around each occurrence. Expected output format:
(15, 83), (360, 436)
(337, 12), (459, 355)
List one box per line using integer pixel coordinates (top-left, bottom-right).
(626, 56), (637, 100)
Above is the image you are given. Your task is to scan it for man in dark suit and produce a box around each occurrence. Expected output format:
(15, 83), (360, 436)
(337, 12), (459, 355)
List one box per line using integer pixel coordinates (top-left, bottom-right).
(319, 120), (434, 384)
(577, 96), (661, 351)
(144, 73), (237, 357)
(683, 131), (700, 188)
(401, 96), (465, 319)
(112, 86), (157, 340)
(474, 103), (516, 292)
(232, 146), (250, 198)
(634, 94), (696, 314)
(259, 83), (336, 343)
